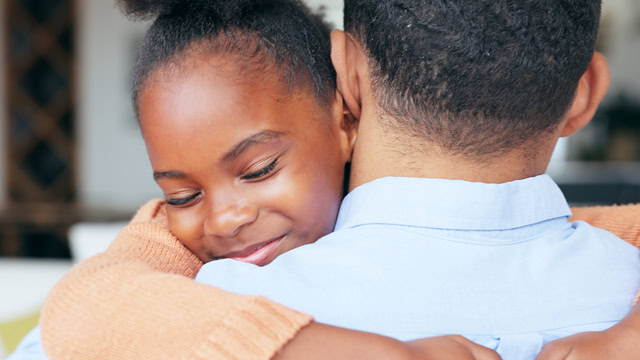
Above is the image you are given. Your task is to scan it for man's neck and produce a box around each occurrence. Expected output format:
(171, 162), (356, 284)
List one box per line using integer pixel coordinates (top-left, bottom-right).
(348, 113), (558, 191)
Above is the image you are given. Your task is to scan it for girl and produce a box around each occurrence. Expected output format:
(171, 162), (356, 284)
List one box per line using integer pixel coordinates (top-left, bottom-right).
(32, 0), (640, 359)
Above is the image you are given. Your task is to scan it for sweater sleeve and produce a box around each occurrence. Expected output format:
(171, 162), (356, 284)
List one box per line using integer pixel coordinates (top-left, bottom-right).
(40, 200), (312, 360)
(570, 204), (640, 306)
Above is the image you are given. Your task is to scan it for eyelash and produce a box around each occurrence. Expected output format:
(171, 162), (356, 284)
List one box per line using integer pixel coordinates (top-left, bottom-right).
(166, 192), (200, 207)
(241, 158), (279, 181)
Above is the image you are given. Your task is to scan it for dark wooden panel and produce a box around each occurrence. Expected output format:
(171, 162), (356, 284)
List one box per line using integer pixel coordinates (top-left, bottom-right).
(2, 0), (77, 258)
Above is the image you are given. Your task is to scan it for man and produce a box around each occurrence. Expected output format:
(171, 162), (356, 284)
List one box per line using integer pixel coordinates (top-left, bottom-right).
(196, 1), (640, 359)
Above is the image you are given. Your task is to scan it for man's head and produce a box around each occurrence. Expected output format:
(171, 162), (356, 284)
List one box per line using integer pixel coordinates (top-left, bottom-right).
(338, 0), (606, 160)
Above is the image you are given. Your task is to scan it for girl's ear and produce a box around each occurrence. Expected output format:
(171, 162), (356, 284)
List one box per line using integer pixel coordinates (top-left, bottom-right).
(331, 30), (363, 120)
(559, 52), (611, 137)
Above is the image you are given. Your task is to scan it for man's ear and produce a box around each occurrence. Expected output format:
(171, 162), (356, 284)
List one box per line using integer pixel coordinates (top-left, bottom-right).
(341, 103), (358, 161)
(330, 90), (359, 162)
(560, 52), (611, 137)
(331, 30), (363, 120)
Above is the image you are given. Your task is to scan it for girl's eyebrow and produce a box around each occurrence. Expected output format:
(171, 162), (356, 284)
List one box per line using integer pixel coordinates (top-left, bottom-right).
(222, 130), (286, 163)
(153, 170), (186, 182)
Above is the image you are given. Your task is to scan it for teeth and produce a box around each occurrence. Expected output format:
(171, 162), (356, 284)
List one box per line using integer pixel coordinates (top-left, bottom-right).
(232, 237), (281, 260)
(256, 239), (276, 252)
(244, 241), (270, 257)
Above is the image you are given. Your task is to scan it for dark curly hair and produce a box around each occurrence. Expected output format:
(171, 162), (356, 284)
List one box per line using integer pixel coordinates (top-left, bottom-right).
(344, 0), (602, 157)
(119, 0), (336, 117)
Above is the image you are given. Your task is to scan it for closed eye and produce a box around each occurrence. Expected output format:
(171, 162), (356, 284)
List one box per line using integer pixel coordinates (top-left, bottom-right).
(166, 192), (201, 207)
(241, 158), (279, 181)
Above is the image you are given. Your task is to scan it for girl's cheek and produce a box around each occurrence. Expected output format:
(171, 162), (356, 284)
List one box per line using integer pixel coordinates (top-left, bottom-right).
(306, 169), (343, 226)
(168, 210), (204, 251)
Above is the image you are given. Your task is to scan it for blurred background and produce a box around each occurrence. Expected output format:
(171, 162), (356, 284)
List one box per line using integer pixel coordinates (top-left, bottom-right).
(0, 0), (638, 357)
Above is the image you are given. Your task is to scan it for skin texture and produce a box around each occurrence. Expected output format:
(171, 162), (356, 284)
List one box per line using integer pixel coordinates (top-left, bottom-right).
(139, 56), (356, 265)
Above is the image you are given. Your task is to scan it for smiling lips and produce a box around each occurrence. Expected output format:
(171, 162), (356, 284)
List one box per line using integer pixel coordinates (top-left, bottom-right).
(227, 235), (286, 266)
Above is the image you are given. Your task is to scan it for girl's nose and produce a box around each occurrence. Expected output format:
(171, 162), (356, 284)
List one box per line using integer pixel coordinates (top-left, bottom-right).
(204, 202), (258, 238)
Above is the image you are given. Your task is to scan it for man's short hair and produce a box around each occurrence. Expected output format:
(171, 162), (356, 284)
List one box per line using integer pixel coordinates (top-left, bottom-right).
(344, 1), (602, 157)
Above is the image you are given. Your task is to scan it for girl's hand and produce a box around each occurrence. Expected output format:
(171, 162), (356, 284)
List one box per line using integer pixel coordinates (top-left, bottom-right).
(536, 302), (640, 360)
(535, 322), (640, 360)
(536, 331), (610, 360)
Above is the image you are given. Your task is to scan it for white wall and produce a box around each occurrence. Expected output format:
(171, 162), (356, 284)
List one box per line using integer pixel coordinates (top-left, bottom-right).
(305, 0), (344, 29)
(602, 0), (640, 100)
(78, 0), (160, 211)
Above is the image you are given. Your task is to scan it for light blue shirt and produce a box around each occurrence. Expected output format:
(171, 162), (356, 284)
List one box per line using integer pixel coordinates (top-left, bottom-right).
(11, 175), (640, 360)
(196, 175), (640, 360)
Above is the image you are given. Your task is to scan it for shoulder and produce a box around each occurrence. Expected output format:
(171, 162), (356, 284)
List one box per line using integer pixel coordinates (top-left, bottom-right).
(566, 220), (640, 296)
(571, 204), (640, 250)
(571, 219), (640, 255)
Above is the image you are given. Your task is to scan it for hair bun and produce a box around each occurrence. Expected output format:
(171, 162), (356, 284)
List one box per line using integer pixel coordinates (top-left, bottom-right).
(117, 0), (196, 20)
(117, 0), (268, 20)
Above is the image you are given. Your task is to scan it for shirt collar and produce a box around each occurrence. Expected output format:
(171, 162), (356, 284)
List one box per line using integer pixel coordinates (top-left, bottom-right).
(334, 174), (571, 231)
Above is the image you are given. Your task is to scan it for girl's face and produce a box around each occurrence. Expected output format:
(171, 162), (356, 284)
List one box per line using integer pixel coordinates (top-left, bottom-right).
(139, 59), (356, 266)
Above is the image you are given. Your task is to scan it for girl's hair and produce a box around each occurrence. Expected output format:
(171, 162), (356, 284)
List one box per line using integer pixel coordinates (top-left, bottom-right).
(119, 0), (336, 116)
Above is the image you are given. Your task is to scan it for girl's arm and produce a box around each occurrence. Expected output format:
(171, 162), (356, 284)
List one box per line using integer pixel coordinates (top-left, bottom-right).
(40, 200), (312, 360)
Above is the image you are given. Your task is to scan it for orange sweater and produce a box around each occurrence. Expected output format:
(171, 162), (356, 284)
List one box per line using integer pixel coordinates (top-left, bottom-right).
(40, 200), (640, 360)
(41, 200), (311, 360)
